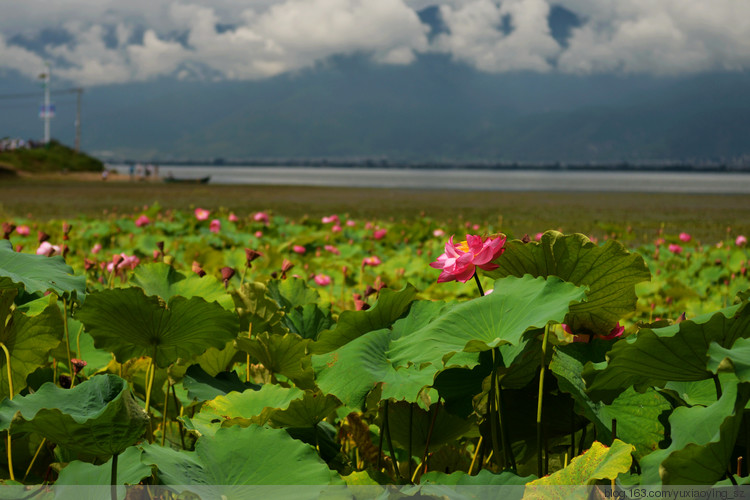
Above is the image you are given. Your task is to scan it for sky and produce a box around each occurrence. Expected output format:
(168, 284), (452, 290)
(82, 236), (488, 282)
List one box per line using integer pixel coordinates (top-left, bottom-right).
(2, 0), (750, 86)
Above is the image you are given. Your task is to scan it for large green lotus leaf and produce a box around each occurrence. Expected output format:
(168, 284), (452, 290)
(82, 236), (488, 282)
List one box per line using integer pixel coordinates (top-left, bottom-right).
(313, 328), (439, 409)
(583, 303), (750, 404)
(421, 469), (533, 485)
(131, 262), (233, 310)
(185, 384), (302, 437)
(76, 287), (239, 368)
(550, 343), (671, 459)
(141, 425), (340, 492)
(0, 239), (86, 298)
(639, 379), (750, 485)
(0, 289), (63, 400)
(0, 374), (148, 456)
(526, 440), (634, 487)
(284, 303), (334, 340)
(236, 332), (314, 389)
(708, 337), (750, 381)
(267, 278), (321, 310)
(55, 445), (150, 486)
(386, 401), (475, 453)
(485, 231), (650, 333)
(312, 284), (418, 354)
(192, 339), (238, 377)
(389, 275), (586, 369)
(268, 391), (341, 428)
(182, 364), (260, 403)
(231, 281), (287, 336)
(662, 378), (724, 407)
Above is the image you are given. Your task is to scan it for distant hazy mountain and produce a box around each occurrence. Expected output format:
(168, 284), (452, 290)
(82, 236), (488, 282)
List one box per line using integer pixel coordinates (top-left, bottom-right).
(1, 6), (749, 163)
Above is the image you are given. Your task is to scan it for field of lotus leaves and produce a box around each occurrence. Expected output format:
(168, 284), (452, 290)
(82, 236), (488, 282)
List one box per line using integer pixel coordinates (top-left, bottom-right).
(0, 205), (749, 497)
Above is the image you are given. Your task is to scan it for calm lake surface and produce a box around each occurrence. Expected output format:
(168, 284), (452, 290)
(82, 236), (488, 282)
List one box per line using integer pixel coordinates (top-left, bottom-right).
(108, 165), (750, 194)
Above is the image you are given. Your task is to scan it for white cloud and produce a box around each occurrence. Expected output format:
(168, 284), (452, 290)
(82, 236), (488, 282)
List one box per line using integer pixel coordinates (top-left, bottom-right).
(0, 0), (749, 85)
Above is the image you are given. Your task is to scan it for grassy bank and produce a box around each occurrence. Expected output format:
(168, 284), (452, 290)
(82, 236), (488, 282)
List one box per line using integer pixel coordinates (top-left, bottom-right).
(1, 176), (747, 243)
(0, 140), (103, 173)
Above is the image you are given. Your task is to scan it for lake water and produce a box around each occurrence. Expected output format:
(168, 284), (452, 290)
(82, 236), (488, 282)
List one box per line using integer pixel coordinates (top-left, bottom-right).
(107, 164), (750, 194)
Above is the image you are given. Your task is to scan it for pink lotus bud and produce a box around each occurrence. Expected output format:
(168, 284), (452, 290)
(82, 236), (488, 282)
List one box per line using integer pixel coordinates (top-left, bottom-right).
(209, 219), (221, 233)
(253, 212), (270, 224)
(373, 229), (387, 240)
(135, 215), (150, 227)
(228, 212), (239, 222)
(346, 220), (356, 227)
(324, 245), (340, 255)
(292, 245), (306, 254)
(16, 225), (30, 236)
(322, 215), (339, 224)
(678, 232), (691, 242)
(736, 235), (748, 247)
(668, 243), (682, 254)
(535, 233), (543, 241)
(255, 231), (263, 238)
(314, 274), (331, 286)
(433, 229), (445, 237)
(91, 243), (102, 254)
(331, 225), (342, 233)
(362, 256), (381, 267)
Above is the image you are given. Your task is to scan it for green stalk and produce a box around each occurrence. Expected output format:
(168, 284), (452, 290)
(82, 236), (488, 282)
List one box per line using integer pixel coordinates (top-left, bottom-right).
(536, 324), (550, 477)
(1, 342), (15, 481)
(377, 405), (385, 471)
(497, 385), (516, 469)
(472, 272), (485, 296)
(110, 452), (119, 500)
(418, 398), (441, 477)
(171, 384), (186, 450)
(62, 297), (73, 379)
(408, 402), (414, 481)
(161, 382), (170, 447)
(23, 438), (46, 482)
(488, 349), (503, 469)
(713, 373), (723, 400)
(383, 400), (401, 481)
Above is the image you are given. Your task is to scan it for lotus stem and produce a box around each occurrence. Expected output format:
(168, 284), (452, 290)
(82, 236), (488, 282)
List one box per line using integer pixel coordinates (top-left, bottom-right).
(469, 436), (484, 475)
(498, 385), (516, 469)
(472, 272), (485, 296)
(377, 405), (385, 470)
(537, 324), (550, 477)
(1, 342), (14, 481)
(111, 452), (119, 500)
(383, 400), (401, 481)
(161, 382), (170, 447)
(143, 356), (153, 411)
(23, 438), (46, 482)
(246, 323), (252, 383)
(489, 348), (503, 469)
(172, 384), (186, 450)
(419, 398), (441, 477)
(62, 297), (73, 379)
(408, 402), (414, 481)
(713, 373), (723, 400)
(75, 323), (84, 363)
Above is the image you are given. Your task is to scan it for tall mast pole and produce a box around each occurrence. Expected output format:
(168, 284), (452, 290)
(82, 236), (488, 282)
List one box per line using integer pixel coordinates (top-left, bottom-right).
(74, 87), (82, 152)
(43, 62), (51, 144)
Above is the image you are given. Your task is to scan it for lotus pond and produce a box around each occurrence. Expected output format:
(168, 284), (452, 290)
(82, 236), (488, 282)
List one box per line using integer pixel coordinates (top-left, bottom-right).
(0, 206), (749, 497)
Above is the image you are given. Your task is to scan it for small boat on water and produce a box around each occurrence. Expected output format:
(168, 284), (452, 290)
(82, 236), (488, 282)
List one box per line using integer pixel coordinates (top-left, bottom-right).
(163, 175), (211, 184)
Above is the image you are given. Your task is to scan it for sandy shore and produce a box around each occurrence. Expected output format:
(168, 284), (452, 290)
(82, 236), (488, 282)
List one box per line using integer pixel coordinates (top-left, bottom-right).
(14, 169), (159, 183)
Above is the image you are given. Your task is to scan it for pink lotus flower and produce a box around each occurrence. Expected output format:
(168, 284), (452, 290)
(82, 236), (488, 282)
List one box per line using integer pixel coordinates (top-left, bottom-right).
(373, 229), (387, 240)
(668, 243), (682, 254)
(16, 225), (30, 236)
(679, 232), (691, 242)
(535, 233), (543, 241)
(254, 212), (270, 224)
(322, 215), (339, 224)
(36, 241), (61, 257)
(135, 215), (150, 227)
(228, 213), (239, 222)
(195, 208), (210, 221)
(209, 219), (221, 233)
(91, 243), (102, 254)
(255, 231), (263, 238)
(362, 256), (381, 267)
(433, 229), (445, 237)
(331, 225), (342, 233)
(736, 235), (748, 247)
(314, 274), (332, 286)
(324, 245), (340, 255)
(346, 220), (356, 227)
(564, 323), (625, 342)
(293, 245), (306, 254)
(430, 234), (506, 283)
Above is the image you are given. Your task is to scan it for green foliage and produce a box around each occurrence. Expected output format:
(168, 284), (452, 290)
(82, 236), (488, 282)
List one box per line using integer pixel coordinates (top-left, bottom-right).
(0, 240), (86, 297)
(0, 140), (103, 173)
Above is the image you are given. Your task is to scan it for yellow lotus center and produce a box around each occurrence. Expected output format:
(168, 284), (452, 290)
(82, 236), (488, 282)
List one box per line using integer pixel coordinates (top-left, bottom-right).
(458, 240), (470, 252)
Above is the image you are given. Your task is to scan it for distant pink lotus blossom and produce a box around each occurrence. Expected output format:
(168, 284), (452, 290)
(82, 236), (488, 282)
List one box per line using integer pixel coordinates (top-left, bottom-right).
(195, 208), (210, 221)
(293, 245), (306, 254)
(16, 225), (30, 236)
(373, 229), (387, 240)
(254, 212), (270, 224)
(535, 233), (543, 241)
(106, 253), (139, 273)
(255, 231), (263, 238)
(135, 215), (150, 227)
(430, 234), (506, 283)
(668, 243), (682, 254)
(322, 215), (339, 224)
(91, 243), (102, 254)
(331, 225), (342, 233)
(314, 274), (332, 286)
(679, 232), (691, 242)
(346, 220), (356, 227)
(228, 213), (239, 222)
(564, 323), (625, 343)
(365, 222), (374, 230)
(324, 245), (340, 255)
(209, 219), (221, 233)
(433, 229), (445, 237)
(736, 235), (748, 247)
(36, 241), (61, 257)
(472, 224), (480, 231)
(362, 256), (381, 267)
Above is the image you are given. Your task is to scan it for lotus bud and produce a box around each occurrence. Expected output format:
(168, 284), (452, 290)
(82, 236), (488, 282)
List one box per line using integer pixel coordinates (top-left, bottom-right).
(2, 222), (15, 239)
(221, 266), (235, 288)
(245, 248), (262, 267)
(70, 358), (87, 375)
(38, 231), (50, 243)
